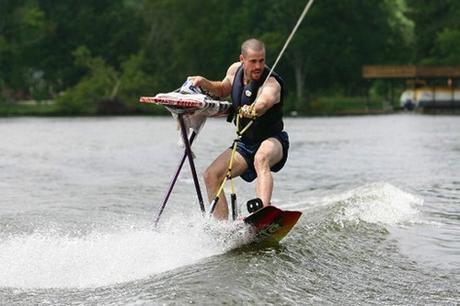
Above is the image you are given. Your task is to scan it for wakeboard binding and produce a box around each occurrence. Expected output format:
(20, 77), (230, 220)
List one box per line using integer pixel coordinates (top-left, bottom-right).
(247, 198), (264, 214)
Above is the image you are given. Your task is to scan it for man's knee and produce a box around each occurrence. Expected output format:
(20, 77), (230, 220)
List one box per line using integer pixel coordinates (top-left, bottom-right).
(254, 153), (270, 172)
(203, 166), (223, 186)
(203, 167), (214, 185)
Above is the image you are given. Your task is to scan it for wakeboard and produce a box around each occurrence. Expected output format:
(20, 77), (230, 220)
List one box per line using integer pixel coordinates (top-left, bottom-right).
(243, 205), (302, 244)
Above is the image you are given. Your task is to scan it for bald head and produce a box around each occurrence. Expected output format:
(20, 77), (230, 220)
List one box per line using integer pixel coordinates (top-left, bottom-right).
(241, 38), (265, 57)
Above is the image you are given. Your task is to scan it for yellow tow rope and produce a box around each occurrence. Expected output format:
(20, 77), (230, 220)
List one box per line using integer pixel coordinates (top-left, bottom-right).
(208, 104), (256, 216)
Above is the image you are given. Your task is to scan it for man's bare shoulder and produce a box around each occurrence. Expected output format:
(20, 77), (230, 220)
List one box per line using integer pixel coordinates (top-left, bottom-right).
(225, 62), (240, 79)
(227, 62), (241, 75)
(223, 62), (241, 88)
(257, 76), (282, 105)
(267, 76), (282, 90)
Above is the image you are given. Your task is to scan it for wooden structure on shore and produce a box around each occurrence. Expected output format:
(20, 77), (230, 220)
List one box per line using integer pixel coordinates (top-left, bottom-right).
(363, 65), (460, 79)
(362, 65), (460, 112)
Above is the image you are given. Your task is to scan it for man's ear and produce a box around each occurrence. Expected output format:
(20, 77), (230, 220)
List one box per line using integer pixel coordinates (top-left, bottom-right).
(239, 54), (244, 63)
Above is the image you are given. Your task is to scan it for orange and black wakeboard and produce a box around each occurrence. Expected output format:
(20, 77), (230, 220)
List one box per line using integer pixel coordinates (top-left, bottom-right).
(243, 206), (302, 244)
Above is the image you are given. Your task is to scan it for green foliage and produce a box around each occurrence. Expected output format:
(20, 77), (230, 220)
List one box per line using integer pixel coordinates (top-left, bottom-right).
(406, 0), (460, 64)
(0, 1), (46, 94)
(55, 46), (119, 115)
(433, 1), (460, 65)
(1, 0), (458, 115)
(117, 51), (161, 112)
(0, 103), (58, 116)
(309, 96), (384, 115)
(436, 28), (460, 64)
(0, 79), (5, 104)
(26, 69), (49, 102)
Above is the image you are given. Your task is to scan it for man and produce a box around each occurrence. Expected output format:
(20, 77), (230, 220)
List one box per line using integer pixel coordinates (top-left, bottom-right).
(189, 38), (289, 220)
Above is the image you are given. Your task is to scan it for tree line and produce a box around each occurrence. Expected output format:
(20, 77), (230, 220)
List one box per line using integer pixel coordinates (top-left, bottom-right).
(0, 0), (459, 114)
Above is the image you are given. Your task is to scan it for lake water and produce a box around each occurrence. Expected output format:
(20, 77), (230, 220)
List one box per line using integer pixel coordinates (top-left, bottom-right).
(0, 114), (459, 305)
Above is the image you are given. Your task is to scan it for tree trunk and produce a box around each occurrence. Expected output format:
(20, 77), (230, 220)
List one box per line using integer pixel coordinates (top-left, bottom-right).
(293, 52), (305, 110)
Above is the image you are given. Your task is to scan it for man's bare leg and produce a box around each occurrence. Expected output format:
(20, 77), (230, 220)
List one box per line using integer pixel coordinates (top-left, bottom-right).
(253, 138), (283, 206)
(203, 149), (248, 220)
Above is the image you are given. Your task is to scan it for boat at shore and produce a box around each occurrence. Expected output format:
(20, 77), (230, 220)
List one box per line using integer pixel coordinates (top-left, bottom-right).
(400, 87), (460, 110)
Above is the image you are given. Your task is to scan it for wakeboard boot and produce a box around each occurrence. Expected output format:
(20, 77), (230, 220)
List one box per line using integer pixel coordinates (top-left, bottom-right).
(246, 198), (264, 214)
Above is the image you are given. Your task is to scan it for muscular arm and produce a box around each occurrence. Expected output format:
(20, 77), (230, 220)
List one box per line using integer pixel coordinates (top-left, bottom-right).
(189, 63), (239, 98)
(189, 77), (228, 97)
(252, 77), (281, 116)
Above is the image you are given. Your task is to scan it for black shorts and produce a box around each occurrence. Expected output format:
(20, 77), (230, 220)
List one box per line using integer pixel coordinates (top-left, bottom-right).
(234, 131), (289, 182)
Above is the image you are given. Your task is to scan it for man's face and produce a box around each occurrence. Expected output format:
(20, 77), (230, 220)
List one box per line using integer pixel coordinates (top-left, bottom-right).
(240, 48), (265, 81)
